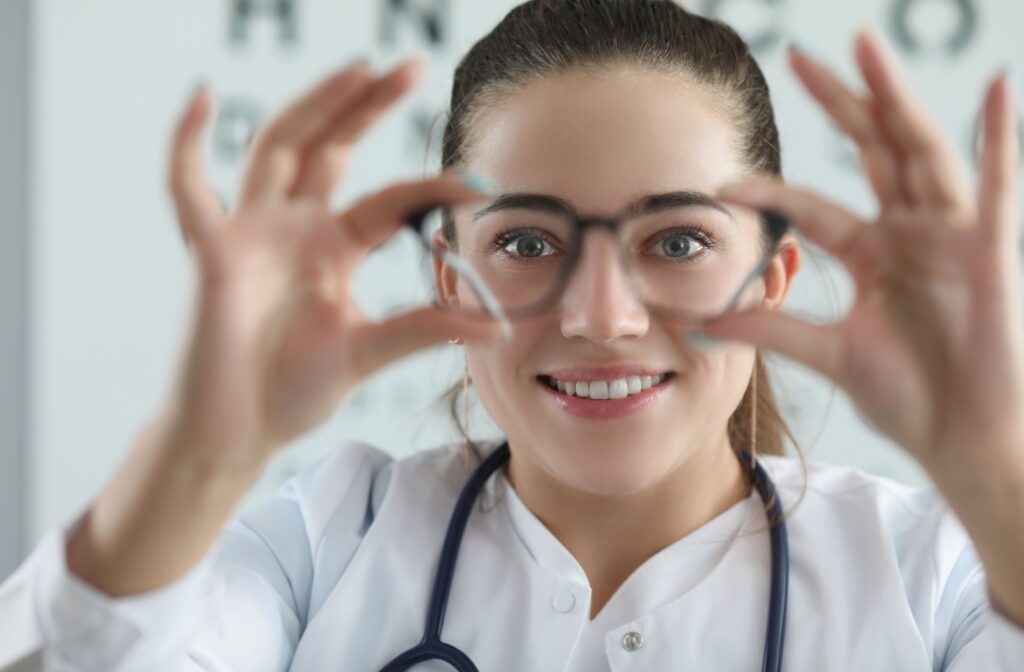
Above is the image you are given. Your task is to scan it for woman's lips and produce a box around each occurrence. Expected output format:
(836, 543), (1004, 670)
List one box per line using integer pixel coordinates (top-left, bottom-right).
(536, 373), (675, 420)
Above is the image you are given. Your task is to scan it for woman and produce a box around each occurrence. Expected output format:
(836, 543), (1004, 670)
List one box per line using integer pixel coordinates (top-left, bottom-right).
(0, 1), (1021, 669)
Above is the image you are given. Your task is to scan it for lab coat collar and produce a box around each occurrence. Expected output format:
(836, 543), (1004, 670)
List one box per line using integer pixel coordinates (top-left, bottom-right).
(469, 438), (764, 619)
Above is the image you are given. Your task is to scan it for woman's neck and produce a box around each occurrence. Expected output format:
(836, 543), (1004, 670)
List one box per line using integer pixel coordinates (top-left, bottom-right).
(505, 439), (750, 619)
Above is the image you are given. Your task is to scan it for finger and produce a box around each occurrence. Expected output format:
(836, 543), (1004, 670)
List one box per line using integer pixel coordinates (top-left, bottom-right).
(292, 59), (427, 201)
(335, 173), (493, 257)
(854, 30), (973, 211)
(168, 85), (223, 249)
(788, 45), (904, 207)
(717, 178), (879, 280)
(700, 308), (848, 385)
(351, 306), (506, 380)
(239, 62), (373, 205)
(292, 146), (353, 202)
(978, 72), (1020, 249)
(298, 58), (425, 198)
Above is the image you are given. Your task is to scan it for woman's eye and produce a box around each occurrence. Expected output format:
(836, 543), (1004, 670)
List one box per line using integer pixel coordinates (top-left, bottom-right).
(499, 234), (557, 258)
(651, 232), (706, 259)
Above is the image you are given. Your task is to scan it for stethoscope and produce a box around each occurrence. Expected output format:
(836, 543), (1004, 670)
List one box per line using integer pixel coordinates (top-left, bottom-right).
(378, 440), (789, 671)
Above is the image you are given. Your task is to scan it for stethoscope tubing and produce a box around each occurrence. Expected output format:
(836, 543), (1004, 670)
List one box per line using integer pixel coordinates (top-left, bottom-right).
(743, 447), (789, 672)
(379, 441), (788, 672)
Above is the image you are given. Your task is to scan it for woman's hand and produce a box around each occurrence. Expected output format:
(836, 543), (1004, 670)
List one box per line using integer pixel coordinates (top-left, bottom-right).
(707, 31), (1024, 622)
(163, 59), (503, 474)
(67, 61), (505, 597)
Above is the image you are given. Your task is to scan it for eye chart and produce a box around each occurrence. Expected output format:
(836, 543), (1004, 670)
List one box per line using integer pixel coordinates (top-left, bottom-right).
(6, 0), (1022, 565)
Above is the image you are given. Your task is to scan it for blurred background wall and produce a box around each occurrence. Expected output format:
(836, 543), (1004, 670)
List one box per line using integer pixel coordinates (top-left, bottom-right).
(1, 0), (31, 579)
(1, 0), (1022, 578)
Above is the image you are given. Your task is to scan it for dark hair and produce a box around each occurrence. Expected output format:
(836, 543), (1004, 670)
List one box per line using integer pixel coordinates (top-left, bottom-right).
(437, 0), (804, 513)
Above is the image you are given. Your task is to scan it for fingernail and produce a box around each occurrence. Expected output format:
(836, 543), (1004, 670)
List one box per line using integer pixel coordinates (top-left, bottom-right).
(486, 316), (515, 342)
(401, 54), (430, 77)
(459, 170), (498, 195)
(348, 55), (371, 69)
(718, 180), (765, 202)
(496, 319), (515, 344)
(686, 330), (722, 352)
(788, 40), (812, 58)
(717, 182), (744, 198)
(477, 320), (514, 345)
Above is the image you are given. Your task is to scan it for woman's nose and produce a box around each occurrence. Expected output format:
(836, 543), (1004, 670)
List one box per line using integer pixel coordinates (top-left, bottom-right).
(559, 230), (650, 343)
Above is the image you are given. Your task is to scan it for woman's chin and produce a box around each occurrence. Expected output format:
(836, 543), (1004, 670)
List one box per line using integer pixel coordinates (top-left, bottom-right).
(551, 448), (671, 497)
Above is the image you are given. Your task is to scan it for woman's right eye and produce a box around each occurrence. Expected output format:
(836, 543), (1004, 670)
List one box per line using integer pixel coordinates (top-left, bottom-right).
(494, 231), (558, 258)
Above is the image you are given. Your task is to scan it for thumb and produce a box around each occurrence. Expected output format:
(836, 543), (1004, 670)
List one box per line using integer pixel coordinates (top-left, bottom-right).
(352, 306), (508, 379)
(700, 308), (846, 383)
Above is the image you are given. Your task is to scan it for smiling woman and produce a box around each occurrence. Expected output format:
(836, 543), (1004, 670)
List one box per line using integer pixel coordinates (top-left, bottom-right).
(1, 0), (1023, 671)
(431, 1), (800, 516)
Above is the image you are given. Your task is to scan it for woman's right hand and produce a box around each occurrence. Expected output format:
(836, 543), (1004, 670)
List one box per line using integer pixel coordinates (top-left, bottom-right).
(162, 59), (503, 475)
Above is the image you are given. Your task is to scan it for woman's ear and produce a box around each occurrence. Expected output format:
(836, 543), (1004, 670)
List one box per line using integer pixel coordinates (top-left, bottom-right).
(762, 233), (801, 309)
(432, 230), (461, 307)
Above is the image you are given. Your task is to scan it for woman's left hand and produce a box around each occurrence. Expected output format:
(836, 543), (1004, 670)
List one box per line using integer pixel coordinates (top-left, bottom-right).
(707, 30), (1024, 623)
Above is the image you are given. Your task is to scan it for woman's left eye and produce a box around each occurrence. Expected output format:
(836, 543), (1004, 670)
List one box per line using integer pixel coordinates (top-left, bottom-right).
(648, 230), (709, 260)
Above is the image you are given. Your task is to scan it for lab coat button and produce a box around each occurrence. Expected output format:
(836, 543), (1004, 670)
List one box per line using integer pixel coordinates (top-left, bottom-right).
(622, 631), (644, 651)
(552, 588), (576, 613)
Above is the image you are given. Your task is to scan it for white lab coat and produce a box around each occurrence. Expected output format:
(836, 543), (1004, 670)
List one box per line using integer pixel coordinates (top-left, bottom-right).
(1, 439), (1023, 671)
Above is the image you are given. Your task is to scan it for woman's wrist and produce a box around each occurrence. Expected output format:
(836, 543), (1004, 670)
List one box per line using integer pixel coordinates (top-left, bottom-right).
(65, 417), (267, 596)
(926, 449), (1024, 627)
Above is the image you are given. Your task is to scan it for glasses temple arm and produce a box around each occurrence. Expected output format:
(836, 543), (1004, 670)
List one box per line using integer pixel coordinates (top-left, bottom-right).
(437, 250), (514, 341)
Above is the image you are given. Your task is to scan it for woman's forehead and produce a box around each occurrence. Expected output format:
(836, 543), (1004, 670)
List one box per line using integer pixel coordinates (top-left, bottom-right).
(463, 69), (747, 210)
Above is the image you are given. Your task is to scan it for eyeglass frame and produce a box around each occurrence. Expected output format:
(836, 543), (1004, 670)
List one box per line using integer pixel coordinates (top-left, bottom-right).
(405, 200), (790, 334)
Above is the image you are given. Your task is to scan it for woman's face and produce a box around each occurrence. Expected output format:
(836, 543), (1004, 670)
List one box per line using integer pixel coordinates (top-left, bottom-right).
(441, 66), (796, 496)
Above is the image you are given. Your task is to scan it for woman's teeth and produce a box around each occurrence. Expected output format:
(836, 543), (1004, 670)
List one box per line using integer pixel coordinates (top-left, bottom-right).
(545, 374), (668, 400)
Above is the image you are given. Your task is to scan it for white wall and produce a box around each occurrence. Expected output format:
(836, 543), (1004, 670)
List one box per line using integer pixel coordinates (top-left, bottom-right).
(0, 0), (31, 578)
(9, 0), (1024, 569)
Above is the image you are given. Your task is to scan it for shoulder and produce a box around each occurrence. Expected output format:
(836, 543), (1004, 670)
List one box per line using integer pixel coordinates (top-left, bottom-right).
(239, 438), (485, 555)
(215, 439), (481, 624)
(757, 452), (961, 536)
(754, 456), (1013, 665)
(758, 452), (945, 519)
(756, 453), (975, 591)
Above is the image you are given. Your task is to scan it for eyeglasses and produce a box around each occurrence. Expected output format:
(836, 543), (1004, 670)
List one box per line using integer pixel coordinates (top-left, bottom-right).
(405, 192), (789, 335)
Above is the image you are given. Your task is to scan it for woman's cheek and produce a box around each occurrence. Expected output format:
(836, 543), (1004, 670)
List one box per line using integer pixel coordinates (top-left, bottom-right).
(688, 344), (755, 414)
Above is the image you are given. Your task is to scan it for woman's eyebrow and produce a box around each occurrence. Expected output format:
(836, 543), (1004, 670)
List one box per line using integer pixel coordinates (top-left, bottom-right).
(469, 190), (735, 222)
(469, 193), (575, 221)
(626, 190), (735, 221)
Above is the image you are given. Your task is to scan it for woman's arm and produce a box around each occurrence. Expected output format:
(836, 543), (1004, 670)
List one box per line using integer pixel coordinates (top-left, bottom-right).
(0, 443), (322, 672)
(0, 52), (499, 669)
(62, 56), (498, 598)
(64, 411), (267, 596)
(929, 448), (1024, 628)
